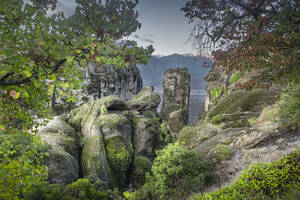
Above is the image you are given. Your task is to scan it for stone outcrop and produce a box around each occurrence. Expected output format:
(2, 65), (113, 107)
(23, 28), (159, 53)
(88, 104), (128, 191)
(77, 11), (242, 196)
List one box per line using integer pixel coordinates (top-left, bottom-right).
(160, 68), (190, 136)
(39, 116), (79, 185)
(40, 89), (162, 188)
(186, 66), (300, 189)
(51, 63), (143, 116)
(83, 63), (143, 101)
(126, 86), (160, 114)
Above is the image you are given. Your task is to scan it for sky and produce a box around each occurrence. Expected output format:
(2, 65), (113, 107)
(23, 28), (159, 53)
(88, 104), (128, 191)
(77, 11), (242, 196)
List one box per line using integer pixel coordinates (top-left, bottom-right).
(57, 0), (195, 56)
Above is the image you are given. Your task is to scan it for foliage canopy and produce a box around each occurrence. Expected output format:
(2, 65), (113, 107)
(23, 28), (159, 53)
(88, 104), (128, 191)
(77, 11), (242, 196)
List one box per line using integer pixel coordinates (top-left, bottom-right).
(182, 0), (300, 88)
(0, 0), (154, 134)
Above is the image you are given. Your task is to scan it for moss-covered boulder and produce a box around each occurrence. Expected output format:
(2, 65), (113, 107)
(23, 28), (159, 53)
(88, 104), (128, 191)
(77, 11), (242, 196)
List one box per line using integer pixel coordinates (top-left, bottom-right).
(40, 116), (76, 137)
(126, 86), (160, 112)
(205, 89), (279, 128)
(177, 123), (220, 149)
(206, 89), (278, 120)
(68, 96), (127, 131)
(71, 99), (134, 186)
(81, 136), (114, 186)
(99, 113), (132, 144)
(207, 144), (233, 163)
(39, 117), (80, 184)
(105, 136), (133, 186)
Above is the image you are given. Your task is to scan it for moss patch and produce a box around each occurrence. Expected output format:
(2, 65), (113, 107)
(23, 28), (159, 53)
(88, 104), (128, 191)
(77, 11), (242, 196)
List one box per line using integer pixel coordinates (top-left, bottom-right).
(206, 89), (278, 120)
(208, 144), (233, 162)
(177, 123), (220, 149)
(105, 136), (133, 186)
(99, 113), (129, 129)
(81, 136), (113, 185)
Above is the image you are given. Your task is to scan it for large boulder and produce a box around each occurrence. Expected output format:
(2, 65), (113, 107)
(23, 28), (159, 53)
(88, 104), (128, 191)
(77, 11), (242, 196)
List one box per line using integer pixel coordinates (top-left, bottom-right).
(126, 86), (160, 113)
(69, 98), (134, 187)
(81, 135), (113, 185)
(177, 123), (220, 150)
(99, 113), (133, 186)
(39, 116), (79, 184)
(161, 68), (190, 136)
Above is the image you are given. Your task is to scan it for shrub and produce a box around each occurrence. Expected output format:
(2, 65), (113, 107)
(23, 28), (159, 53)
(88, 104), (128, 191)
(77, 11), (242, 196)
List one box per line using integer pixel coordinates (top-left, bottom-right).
(207, 144), (233, 163)
(193, 150), (300, 200)
(143, 143), (215, 199)
(134, 156), (152, 186)
(211, 115), (224, 125)
(279, 83), (300, 131)
(23, 179), (110, 200)
(210, 86), (226, 104)
(0, 133), (49, 200)
(23, 183), (64, 200)
(64, 179), (108, 200)
(229, 72), (242, 84)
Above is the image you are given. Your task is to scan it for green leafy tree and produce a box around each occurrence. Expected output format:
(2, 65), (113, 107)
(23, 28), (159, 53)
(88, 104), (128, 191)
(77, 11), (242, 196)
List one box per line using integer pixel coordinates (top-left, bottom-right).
(68, 0), (141, 40)
(0, 0), (154, 134)
(140, 143), (214, 200)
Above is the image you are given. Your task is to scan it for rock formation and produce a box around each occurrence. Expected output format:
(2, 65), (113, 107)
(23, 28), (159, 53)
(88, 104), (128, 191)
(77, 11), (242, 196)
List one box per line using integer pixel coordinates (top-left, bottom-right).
(178, 66), (300, 188)
(52, 63), (143, 116)
(160, 68), (190, 136)
(39, 88), (162, 187)
(83, 63), (143, 101)
(39, 116), (80, 185)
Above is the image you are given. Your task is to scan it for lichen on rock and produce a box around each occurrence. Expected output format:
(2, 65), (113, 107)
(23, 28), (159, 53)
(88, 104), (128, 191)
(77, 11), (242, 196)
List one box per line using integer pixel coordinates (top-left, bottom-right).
(105, 136), (133, 186)
(177, 123), (220, 149)
(126, 86), (160, 113)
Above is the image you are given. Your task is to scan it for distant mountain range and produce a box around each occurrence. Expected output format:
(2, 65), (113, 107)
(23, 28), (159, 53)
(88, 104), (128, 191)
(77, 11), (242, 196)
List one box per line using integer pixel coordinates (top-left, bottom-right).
(137, 54), (212, 91)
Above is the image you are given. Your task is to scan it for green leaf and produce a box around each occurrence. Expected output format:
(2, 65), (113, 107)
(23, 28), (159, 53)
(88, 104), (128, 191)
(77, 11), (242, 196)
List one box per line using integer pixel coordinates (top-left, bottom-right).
(23, 70), (32, 78)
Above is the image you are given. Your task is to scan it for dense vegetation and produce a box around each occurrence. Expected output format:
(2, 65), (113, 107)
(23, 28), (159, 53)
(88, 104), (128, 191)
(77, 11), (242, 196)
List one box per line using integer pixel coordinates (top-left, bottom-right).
(192, 151), (300, 200)
(0, 0), (152, 199)
(0, 0), (154, 135)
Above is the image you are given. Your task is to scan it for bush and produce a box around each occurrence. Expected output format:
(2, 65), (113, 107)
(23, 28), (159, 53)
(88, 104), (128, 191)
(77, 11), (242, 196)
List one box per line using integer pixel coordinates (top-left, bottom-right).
(279, 83), (300, 131)
(0, 133), (49, 200)
(64, 179), (109, 200)
(211, 115), (224, 125)
(229, 72), (242, 84)
(134, 156), (152, 186)
(23, 179), (110, 200)
(23, 183), (64, 200)
(142, 143), (215, 199)
(193, 150), (300, 200)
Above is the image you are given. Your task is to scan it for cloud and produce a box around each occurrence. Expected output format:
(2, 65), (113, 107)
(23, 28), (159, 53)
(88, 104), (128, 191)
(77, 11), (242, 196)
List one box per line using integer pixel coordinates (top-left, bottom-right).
(133, 34), (155, 44)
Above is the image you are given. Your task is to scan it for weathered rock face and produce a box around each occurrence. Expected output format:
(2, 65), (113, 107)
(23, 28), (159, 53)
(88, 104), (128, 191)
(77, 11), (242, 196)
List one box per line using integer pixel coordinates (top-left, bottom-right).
(51, 63), (142, 116)
(39, 116), (79, 185)
(189, 65), (300, 190)
(83, 63), (143, 101)
(161, 68), (190, 136)
(133, 116), (160, 159)
(126, 86), (160, 114)
(40, 87), (164, 188)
